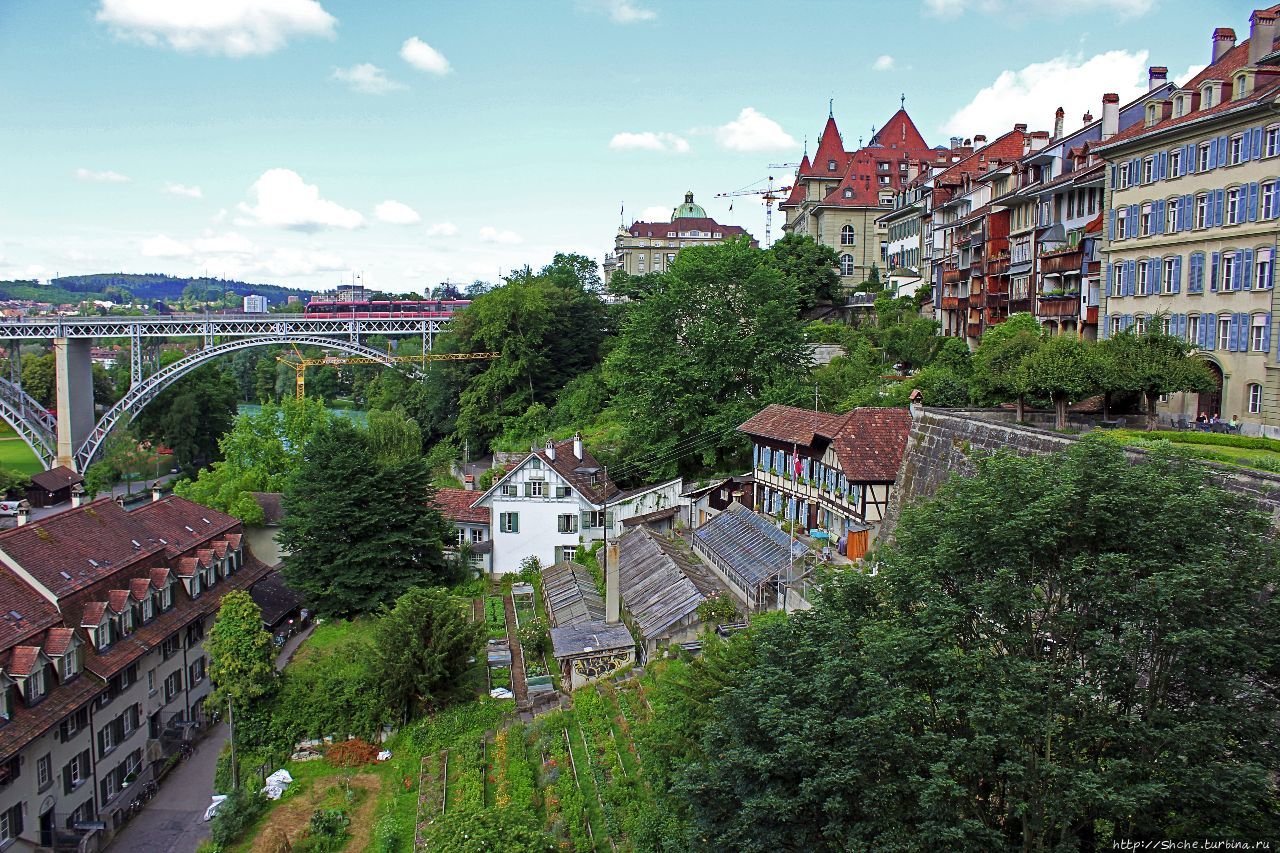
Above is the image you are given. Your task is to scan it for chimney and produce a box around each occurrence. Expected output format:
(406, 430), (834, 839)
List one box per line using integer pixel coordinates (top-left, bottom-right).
(545, 438), (555, 461)
(1101, 93), (1120, 140)
(151, 485), (163, 503)
(1251, 11), (1279, 65)
(1013, 123), (1028, 134)
(1148, 66), (1168, 91)
(949, 136), (963, 149)
(1213, 27), (1237, 64)
(1053, 106), (1064, 139)
(572, 432), (583, 460)
(71, 486), (84, 509)
(16, 504), (29, 527)
(1083, 110), (1094, 124)
(973, 134), (987, 145)
(604, 538), (620, 623)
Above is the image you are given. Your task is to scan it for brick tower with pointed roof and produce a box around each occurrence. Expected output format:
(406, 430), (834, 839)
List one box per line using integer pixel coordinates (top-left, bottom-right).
(781, 106), (934, 289)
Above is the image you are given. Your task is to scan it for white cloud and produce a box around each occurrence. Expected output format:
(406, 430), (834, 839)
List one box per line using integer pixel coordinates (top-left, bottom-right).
(192, 232), (255, 254)
(254, 248), (346, 278)
(714, 107), (798, 152)
(375, 200), (421, 225)
(426, 222), (459, 237)
(479, 226), (522, 245)
(400, 36), (450, 75)
(872, 55), (895, 71)
(640, 205), (670, 222)
(235, 168), (364, 231)
(609, 131), (690, 153)
(580, 0), (657, 23)
(163, 182), (203, 198)
(924, 0), (1154, 18)
(76, 167), (130, 183)
(943, 49), (1155, 137)
(332, 63), (404, 94)
(95, 0), (336, 57)
(140, 234), (192, 258)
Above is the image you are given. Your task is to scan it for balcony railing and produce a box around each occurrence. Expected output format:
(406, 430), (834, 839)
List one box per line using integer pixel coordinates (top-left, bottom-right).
(966, 322), (982, 338)
(1040, 251), (1084, 276)
(941, 268), (962, 285)
(1036, 296), (1079, 318)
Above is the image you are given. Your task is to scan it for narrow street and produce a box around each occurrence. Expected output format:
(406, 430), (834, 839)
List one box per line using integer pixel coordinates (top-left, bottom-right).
(104, 626), (314, 853)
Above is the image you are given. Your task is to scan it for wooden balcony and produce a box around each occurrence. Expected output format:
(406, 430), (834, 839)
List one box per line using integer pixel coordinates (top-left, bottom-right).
(1008, 297), (1034, 314)
(966, 322), (983, 338)
(940, 296), (962, 310)
(1040, 250), (1084, 276)
(1085, 306), (1098, 324)
(941, 268), (963, 285)
(988, 256), (1010, 276)
(968, 290), (986, 308)
(1036, 296), (1079, 318)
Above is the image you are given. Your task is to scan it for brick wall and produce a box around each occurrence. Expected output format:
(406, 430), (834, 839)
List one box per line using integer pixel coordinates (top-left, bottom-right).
(880, 407), (1280, 539)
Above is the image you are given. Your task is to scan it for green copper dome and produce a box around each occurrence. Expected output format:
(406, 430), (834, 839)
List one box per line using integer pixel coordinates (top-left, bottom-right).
(671, 190), (707, 220)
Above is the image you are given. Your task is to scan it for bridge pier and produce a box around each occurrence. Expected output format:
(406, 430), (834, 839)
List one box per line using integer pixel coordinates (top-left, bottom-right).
(54, 338), (94, 471)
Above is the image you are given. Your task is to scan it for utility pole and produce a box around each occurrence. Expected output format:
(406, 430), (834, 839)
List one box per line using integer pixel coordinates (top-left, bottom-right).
(228, 698), (237, 790)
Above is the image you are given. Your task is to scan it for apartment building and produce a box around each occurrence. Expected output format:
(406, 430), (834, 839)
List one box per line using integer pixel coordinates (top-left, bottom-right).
(0, 496), (270, 850)
(603, 192), (754, 284)
(781, 108), (935, 288)
(738, 404), (911, 560)
(1099, 9), (1280, 429)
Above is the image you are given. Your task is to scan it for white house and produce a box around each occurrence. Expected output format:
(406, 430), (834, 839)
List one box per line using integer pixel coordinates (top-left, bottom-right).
(470, 434), (683, 573)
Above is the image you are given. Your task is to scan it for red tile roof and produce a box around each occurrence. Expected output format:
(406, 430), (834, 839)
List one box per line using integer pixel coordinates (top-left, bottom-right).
(106, 590), (130, 613)
(212, 541), (228, 559)
(176, 558), (198, 578)
(626, 217), (751, 240)
(431, 488), (489, 524)
(535, 438), (618, 505)
(6, 646), (41, 676)
(739, 404), (911, 483)
(0, 573), (59, 649)
(79, 601), (106, 627)
(150, 567), (171, 588)
(779, 155), (810, 208)
(129, 577), (151, 600)
(801, 115), (853, 178)
(29, 465), (83, 493)
(42, 628), (74, 657)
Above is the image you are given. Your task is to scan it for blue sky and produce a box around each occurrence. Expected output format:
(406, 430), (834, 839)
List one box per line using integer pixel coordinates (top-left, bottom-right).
(0, 0), (1249, 293)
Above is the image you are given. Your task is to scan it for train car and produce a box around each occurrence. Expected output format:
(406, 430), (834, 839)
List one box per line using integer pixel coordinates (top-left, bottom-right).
(303, 298), (470, 319)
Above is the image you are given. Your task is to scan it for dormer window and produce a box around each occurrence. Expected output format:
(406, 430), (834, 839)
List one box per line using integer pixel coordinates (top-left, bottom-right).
(843, 187), (853, 198)
(1173, 96), (1184, 118)
(530, 458), (542, 470)
(1235, 74), (1248, 99)
(27, 667), (46, 703)
(827, 159), (837, 172)
(142, 597), (153, 623)
(1201, 83), (1219, 109)
(62, 646), (81, 681)
(1146, 103), (1159, 127)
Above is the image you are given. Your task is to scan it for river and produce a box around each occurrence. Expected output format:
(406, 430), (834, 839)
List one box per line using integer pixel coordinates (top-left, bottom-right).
(236, 403), (369, 426)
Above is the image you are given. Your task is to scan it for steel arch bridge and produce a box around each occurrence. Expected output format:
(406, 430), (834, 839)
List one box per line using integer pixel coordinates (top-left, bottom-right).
(0, 314), (446, 471)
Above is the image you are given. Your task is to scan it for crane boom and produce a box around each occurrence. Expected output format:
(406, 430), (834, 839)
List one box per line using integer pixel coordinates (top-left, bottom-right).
(714, 174), (793, 246)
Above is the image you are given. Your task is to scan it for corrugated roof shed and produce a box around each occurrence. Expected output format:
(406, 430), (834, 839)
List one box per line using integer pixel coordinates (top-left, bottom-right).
(618, 527), (723, 641)
(550, 621), (634, 659)
(693, 502), (808, 587)
(541, 561), (604, 628)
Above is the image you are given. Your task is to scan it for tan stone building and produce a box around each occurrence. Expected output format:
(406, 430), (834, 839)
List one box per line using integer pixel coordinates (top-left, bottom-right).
(780, 108), (936, 289)
(1099, 8), (1280, 432)
(602, 192), (755, 285)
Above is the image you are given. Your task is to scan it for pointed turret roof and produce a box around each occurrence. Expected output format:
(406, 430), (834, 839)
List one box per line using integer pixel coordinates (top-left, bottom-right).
(801, 115), (849, 177)
(869, 109), (929, 152)
(780, 155), (810, 208)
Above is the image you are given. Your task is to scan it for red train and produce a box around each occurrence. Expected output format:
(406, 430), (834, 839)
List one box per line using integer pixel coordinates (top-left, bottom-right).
(303, 299), (471, 319)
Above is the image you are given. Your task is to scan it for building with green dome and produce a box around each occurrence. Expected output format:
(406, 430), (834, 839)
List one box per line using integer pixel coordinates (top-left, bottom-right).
(604, 191), (756, 285)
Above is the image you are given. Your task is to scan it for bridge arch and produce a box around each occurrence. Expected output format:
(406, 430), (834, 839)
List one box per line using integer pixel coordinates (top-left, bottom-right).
(0, 391), (54, 469)
(76, 336), (419, 471)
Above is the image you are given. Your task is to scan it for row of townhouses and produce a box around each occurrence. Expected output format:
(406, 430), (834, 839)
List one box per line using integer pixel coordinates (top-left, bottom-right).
(778, 5), (1280, 429)
(0, 495), (274, 851)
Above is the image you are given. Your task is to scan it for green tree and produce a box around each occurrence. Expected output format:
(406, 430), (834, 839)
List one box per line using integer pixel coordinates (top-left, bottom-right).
(1107, 324), (1216, 430)
(371, 586), (485, 719)
(1023, 334), (1095, 429)
(135, 365), (238, 475)
(82, 462), (114, 499)
(680, 440), (1280, 850)
(365, 407), (424, 465)
(604, 238), (810, 479)
(765, 233), (841, 308)
(207, 591), (276, 710)
(279, 419), (455, 617)
(970, 312), (1042, 420)
(20, 353), (55, 407)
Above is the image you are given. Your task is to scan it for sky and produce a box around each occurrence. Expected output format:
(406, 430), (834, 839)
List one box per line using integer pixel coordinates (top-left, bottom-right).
(0, 0), (1252, 294)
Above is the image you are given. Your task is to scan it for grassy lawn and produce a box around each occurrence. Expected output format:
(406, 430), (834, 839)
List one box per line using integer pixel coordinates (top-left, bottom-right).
(1111, 429), (1280, 474)
(289, 617), (376, 664)
(0, 434), (41, 475)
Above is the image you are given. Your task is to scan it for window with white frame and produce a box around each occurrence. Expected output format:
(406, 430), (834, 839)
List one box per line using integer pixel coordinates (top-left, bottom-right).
(1263, 182), (1278, 219)
(1117, 207), (1128, 237)
(1195, 194), (1209, 228)
(839, 254), (855, 276)
(1267, 126), (1280, 158)
(1249, 383), (1263, 414)
(1118, 162), (1131, 187)
(1187, 314), (1201, 344)
(1143, 157), (1154, 183)
(470, 528), (484, 543)
(527, 480), (544, 497)
(37, 753), (51, 790)
(1258, 248), (1273, 289)
(1112, 264), (1126, 297)
(1110, 315), (1122, 336)
(1223, 252), (1238, 290)
(1162, 257), (1177, 293)
(840, 224), (855, 245)
(1219, 317), (1231, 350)
(827, 159), (837, 172)
(499, 512), (519, 533)
(1251, 315), (1268, 352)
(0, 802), (20, 844)
(500, 483), (516, 497)
(1226, 186), (1243, 224)
(1236, 76), (1248, 99)
(1170, 148), (1182, 175)
(1198, 143), (1211, 172)
(1134, 315), (1148, 335)
(1230, 134), (1245, 164)
(842, 187), (853, 198)
(1160, 316), (1171, 335)
(1137, 261), (1150, 294)
(1166, 197), (1180, 232)
(556, 514), (577, 534)
(561, 546), (577, 562)
(1140, 204), (1152, 235)
(163, 670), (182, 704)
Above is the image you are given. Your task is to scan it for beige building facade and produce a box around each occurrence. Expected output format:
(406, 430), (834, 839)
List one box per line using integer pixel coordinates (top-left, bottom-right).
(602, 192), (754, 284)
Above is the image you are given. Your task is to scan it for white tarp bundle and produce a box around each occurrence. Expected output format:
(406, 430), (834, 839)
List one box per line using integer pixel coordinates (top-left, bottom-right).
(203, 795), (228, 821)
(261, 768), (294, 800)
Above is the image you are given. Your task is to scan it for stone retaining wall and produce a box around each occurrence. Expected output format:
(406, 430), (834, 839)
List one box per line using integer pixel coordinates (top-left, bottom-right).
(879, 407), (1280, 540)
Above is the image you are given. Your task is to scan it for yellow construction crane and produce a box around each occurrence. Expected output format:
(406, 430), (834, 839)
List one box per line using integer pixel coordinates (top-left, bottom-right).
(276, 349), (499, 399)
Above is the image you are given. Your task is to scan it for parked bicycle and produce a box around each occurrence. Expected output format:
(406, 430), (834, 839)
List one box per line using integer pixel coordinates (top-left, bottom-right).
(140, 780), (158, 801)
(179, 742), (194, 760)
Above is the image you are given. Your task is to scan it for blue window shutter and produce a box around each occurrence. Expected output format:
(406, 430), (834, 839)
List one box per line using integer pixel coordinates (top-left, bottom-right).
(1243, 248), (1254, 291)
(1150, 259), (1160, 294)
(1111, 164), (1118, 187)
(1248, 182), (1259, 222)
(1264, 313), (1273, 354)
(1214, 189), (1225, 227)
(1108, 209), (1116, 240)
(1211, 252), (1220, 291)
(1122, 314), (1132, 330)
(1160, 150), (1168, 179)
(1219, 135), (1229, 165)
(1241, 134), (1252, 163)
(1188, 254), (1199, 293)
(1184, 194), (1194, 230)
(1129, 204), (1138, 226)
(1186, 143), (1196, 173)
(1206, 313), (1217, 348)
(1205, 139), (1215, 170)
(1173, 255), (1182, 293)
(1230, 314), (1242, 351)
(1126, 259), (1137, 295)
(1198, 313), (1208, 347)
(1105, 262), (1113, 294)
(1155, 199), (1165, 233)
(1253, 127), (1263, 159)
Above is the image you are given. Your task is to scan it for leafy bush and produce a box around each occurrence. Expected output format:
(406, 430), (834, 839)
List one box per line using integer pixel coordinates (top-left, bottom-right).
(209, 786), (268, 849)
(1112, 429), (1280, 453)
(518, 617), (550, 657)
(373, 810), (401, 853)
(517, 555), (542, 583)
(296, 808), (349, 853)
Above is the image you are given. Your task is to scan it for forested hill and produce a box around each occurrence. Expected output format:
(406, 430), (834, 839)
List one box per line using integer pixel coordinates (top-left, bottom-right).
(0, 274), (313, 305)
